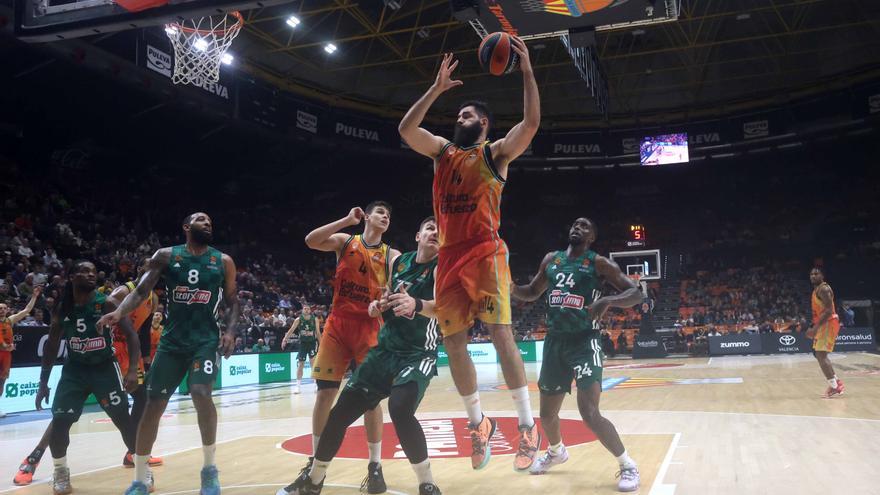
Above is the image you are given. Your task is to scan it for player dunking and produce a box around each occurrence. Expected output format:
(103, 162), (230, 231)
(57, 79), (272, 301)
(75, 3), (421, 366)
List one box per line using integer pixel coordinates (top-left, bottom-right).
(34, 261), (140, 495)
(282, 304), (322, 394)
(99, 213), (240, 495)
(301, 203), (400, 492)
(806, 267), (844, 398)
(398, 41), (542, 470)
(512, 218), (641, 491)
(279, 217), (443, 495)
(0, 286), (42, 419)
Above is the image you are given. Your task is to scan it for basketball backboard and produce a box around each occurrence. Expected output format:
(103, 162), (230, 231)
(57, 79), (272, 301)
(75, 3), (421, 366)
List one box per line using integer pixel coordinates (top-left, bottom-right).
(609, 249), (661, 281)
(14, 0), (289, 42)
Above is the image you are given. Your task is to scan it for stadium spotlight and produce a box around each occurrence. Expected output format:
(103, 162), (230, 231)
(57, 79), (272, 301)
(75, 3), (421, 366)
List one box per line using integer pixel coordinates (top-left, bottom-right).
(193, 38), (208, 51)
(221, 53), (234, 65)
(286, 15), (301, 28)
(324, 43), (337, 54)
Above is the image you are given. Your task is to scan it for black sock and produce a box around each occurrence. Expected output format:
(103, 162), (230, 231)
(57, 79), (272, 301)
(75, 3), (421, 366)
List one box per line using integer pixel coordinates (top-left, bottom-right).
(27, 447), (45, 464)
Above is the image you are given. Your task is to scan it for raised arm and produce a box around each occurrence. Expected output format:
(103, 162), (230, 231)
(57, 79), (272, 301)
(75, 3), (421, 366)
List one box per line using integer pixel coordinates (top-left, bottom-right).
(588, 256), (642, 319)
(398, 53), (457, 158)
(218, 254), (241, 359)
(98, 248), (170, 329)
(512, 252), (554, 303)
(9, 285), (43, 324)
(282, 317), (301, 344)
(490, 37), (540, 173)
(304, 207), (363, 254)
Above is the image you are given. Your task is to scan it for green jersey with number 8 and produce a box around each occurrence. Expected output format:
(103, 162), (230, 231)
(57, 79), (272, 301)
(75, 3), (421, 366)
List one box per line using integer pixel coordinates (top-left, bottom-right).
(544, 250), (603, 336)
(161, 244), (226, 352)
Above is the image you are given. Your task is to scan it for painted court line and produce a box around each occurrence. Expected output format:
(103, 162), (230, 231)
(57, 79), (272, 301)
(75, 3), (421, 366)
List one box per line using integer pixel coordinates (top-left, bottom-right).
(648, 432), (681, 495)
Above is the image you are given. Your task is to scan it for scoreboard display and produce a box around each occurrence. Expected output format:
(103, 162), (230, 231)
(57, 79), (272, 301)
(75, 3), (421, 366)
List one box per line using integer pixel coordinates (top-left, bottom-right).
(627, 225), (646, 248)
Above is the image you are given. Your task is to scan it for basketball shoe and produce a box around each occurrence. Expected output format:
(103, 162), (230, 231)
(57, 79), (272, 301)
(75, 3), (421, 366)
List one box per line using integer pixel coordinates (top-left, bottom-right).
(14, 458), (38, 485)
(514, 423), (541, 471)
(468, 415), (496, 470)
(617, 466), (640, 492)
(824, 378), (845, 398)
(419, 483), (442, 494)
(530, 445), (569, 475)
(276, 471), (324, 495)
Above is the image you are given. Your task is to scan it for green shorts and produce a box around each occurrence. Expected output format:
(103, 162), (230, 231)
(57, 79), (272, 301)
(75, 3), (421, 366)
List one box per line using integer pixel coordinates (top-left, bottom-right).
(344, 347), (437, 409)
(297, 341), (317, 362)
(146, 343), (218, 399)
(52, 360), (128, 421)
(538, 333), (604, 395)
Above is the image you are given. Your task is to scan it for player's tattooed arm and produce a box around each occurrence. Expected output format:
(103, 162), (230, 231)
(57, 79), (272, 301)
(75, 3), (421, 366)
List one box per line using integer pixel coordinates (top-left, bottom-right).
(813, 284), (835, 327)
(490, 37), (539, 173)
(98, 248), (170, 329)
(220, 254), (241, 359)
(588, 256), (642, 319)
(512, 252), (554, 303)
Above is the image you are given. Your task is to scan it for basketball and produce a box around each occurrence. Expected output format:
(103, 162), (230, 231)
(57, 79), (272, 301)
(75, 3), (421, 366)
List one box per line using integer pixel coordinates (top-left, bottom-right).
(478, 32), (519, 76)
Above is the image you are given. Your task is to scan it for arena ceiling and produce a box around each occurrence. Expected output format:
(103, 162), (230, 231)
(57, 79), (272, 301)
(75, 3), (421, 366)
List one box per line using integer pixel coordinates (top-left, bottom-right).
(221, 0), (880, 123)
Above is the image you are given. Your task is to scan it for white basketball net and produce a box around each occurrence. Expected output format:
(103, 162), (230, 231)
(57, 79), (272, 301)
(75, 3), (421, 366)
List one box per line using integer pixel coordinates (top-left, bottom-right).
(165, 12), (243, 85)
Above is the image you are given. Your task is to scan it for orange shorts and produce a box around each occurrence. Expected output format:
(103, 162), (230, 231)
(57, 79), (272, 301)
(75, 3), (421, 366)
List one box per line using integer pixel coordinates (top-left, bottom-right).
(113, 341), (145, 384)
(436, 236), (512, 336)
(812, 316), (840, 353)
(0, 351), (11, 380)
(312, 314), (380, 383)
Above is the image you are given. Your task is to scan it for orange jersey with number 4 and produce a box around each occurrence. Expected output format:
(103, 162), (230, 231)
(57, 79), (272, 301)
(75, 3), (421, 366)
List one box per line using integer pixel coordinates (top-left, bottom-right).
(433, 142), (505, 248)
(811, 283), (838, 326)
(331, 235), (390, 319)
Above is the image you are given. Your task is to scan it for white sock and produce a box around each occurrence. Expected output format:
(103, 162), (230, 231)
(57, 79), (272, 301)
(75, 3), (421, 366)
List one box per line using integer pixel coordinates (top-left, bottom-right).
(297, 379), (301, 386)
(411, 459), (434, 485)
(368, 441), (382, 463)
(510, 386), (535, 427)
(461, 392), (483, 425)
(828, 377), (838, 388)
(133, 454), (149, 483)
(202, 444), (216, 467)
(548, 441), (564, 455)
(616, 450), (637, 469)
(309, 459), (329, 483)
(53, 456), (67, 469)
(312, 435), (320, 456)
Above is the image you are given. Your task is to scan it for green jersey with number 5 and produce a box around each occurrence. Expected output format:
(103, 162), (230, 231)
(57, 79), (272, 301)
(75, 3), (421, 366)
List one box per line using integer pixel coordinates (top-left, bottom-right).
(62, 291), (114, 365)
(544, 250), (603, 336)
(161, 244), (226, 352)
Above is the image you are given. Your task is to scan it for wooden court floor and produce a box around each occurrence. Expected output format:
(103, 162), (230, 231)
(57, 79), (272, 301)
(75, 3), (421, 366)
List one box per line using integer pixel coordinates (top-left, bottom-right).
(1, 352), (879, 495)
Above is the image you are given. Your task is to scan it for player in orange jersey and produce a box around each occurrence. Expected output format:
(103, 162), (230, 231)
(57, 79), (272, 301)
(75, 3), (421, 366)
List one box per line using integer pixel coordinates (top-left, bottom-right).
(299, 202), (400, 493)
(398, 40), (542, 471)
(806, 267), (844, 398)
(148, 311), (163, 365)
(106, 258), (163, 468)
(1, 286), (42, 418)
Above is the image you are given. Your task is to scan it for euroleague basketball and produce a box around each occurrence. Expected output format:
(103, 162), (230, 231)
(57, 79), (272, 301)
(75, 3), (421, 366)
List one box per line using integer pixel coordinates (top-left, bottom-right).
(478, 32), (519, 76)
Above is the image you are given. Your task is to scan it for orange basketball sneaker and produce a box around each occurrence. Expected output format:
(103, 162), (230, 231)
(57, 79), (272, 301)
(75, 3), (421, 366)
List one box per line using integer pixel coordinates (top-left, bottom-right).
(123, 452), (164, 467)
(824, 378), (845, 398)
(514, 423), (542, 472)
(469, 415), (496, 470)
(13, 458), (38, 485)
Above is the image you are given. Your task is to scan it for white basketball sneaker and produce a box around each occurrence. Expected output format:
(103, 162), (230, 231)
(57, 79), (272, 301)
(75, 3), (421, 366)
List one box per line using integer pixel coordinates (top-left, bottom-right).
(529, 445), (569, 475)
(617, 466), (640, 492)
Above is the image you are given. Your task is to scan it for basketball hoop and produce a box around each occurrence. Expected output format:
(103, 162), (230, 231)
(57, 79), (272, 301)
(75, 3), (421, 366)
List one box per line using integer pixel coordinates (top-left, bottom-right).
(164, 11), (243, 85)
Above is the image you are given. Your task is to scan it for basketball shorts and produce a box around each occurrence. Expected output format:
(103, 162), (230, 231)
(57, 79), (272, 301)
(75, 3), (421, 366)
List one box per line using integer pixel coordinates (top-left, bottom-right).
(297, 341), (318, 362)
(0, 351), (11, 380)
(312, 314), (379, 383)
(146, 343), (219, 399)
(435, 237), (512, 336)
(344, 346), (437, 409)
(812, 316), (840, 353)
(52, 360), (128, 421)
(113, 341), (145, 385)
(538, 333), (604, 395)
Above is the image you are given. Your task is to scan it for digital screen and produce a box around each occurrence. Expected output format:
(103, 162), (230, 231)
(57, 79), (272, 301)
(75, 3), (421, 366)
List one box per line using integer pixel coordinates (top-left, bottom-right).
(628, 225), (646, 248)
(640, 133), (689, 166)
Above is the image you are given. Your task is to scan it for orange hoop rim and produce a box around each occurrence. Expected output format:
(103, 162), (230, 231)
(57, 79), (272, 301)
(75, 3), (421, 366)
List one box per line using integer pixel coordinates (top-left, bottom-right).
(166, 10), (243, 36)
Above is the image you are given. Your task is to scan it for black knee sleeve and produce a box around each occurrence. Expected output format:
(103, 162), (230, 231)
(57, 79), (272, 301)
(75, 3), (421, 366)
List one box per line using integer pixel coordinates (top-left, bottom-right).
(314, 389), (373, 462)
(388, 382), (428, 464)
(315, 379), (341, 391)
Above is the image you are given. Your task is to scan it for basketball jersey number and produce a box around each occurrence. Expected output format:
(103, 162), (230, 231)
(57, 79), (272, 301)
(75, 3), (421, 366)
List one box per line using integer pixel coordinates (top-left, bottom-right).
(358, 262), (368, 275)
(555, 273), (575, 289)
(188, 269), (200, 284)
(76, 318), (87, 333)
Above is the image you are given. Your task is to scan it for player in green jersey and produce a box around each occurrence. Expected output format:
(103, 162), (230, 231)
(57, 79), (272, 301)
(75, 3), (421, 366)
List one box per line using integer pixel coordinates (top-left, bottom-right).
(35, 260), (140, 495)
(512, 218), (643, 492)
(282, 304), (322, 394)
(100, 213), (240, 495)
(278, 217), (443, 495)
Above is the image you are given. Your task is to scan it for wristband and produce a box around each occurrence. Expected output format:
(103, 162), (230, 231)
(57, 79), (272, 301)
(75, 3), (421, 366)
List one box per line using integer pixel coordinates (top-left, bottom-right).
(414, 299), (424, 314)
